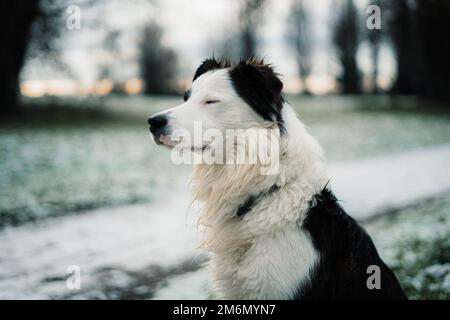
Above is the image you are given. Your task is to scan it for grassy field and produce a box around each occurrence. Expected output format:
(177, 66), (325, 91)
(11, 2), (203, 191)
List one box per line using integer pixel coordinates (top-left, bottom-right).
(1, 95), (450, 227)
(365, 193), (450, 300)
(0, 96), (185, 226)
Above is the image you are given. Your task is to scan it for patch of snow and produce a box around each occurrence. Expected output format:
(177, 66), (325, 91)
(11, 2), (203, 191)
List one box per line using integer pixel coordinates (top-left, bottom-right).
(424, 264), (450, 279)
(330, 144), (450, 219)
(153, 269), (211, 300)
(0, 187), (199, 299)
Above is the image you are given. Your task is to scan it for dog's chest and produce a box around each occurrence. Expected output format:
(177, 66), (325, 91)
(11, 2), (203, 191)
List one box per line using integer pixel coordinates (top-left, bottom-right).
(209, 225), (319, 299)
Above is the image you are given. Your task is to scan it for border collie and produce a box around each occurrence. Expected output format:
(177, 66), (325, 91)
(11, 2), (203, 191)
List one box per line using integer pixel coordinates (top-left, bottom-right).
(148, 58), (406, 300)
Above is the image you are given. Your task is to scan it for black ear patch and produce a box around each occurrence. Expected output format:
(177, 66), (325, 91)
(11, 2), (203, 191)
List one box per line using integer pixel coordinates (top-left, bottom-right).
(229, 58), (285, 134)
(193, 57), (231, 81)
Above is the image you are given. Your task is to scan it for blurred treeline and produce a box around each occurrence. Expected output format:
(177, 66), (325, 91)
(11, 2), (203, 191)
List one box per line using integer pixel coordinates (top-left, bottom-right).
(333, 0), (450, 99)
(1, 0), (449, 115)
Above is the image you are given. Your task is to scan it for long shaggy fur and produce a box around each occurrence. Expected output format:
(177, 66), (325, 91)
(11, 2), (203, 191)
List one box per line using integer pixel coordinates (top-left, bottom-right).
(148, 58), (406, 300)
(191, 105), (329, 299)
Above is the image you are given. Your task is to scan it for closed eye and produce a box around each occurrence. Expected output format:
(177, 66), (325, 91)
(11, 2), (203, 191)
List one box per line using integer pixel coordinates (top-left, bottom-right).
(205, 100), (220, 104)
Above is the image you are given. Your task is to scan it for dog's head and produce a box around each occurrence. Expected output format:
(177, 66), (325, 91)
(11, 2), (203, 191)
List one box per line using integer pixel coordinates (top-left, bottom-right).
(148, 57), (285, 150)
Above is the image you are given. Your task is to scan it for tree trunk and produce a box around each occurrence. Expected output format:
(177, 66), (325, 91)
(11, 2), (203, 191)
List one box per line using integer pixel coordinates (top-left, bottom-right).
(0, 1), (39, 115)
(416, 0), (450, 101)
(333, 0), (362, 95)
(390, 0), (421, 95)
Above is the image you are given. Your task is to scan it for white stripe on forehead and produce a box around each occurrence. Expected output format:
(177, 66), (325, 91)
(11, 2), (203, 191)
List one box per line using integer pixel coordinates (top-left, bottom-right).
(190, 68), (233, 98)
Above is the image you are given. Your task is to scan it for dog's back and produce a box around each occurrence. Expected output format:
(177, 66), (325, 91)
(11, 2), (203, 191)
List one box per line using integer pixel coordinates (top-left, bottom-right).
(298, 189), (407, 299)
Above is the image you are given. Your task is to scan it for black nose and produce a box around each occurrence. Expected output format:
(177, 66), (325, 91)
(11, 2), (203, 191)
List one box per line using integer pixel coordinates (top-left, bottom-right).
(148, 115), (168, 135)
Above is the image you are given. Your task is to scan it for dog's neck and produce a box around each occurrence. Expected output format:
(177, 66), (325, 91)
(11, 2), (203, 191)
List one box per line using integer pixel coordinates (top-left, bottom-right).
(190, 105), (328, 253)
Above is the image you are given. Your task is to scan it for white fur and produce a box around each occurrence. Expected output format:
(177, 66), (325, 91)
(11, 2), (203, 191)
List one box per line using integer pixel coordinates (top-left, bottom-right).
(153, 70), (278, 150)
(153, 69), (329, 299)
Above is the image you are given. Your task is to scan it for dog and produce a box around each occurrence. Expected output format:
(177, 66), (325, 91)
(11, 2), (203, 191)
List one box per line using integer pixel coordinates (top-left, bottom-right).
(148, 57), (407, 300)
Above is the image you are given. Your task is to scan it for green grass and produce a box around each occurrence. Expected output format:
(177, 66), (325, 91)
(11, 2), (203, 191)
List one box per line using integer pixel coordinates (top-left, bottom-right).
(0, 95), (449, 227)
(290, 95), (450, 161)
(365, 193), (450, 299)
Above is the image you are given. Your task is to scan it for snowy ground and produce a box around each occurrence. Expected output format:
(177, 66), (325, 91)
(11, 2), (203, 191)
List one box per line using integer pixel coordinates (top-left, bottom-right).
(1, 144), (449, 299)
(366, 194), (450, 299)
(331, 143), (450, 219)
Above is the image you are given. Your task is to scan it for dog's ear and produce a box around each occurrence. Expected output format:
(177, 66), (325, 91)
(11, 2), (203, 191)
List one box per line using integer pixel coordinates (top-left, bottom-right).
(229, 58), (285, 131)
(193, 57), (231, 81)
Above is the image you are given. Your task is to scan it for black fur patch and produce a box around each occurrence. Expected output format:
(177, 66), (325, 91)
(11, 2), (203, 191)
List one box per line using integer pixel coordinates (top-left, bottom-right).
(193, 57), (231, 82)
(183, 89), (191, 102)
(297, 188), (407, 299)
(229, 58), (286, 134)
(236, 184), (280, 217)
(192, 57), (286, 134)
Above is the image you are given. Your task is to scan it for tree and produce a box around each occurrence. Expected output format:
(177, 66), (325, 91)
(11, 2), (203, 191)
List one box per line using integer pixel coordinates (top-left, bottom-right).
(367, 29), (382, 94)
(366, 0), (384, 94)
(333, 0), (362, 94)
(287, 0), (312, 94)
(0, 1), (40, 114)
(0, 0), (79, 114)
(239, 0), (266, 58)
(388, 0), (420, 95)
(100, 29), (127, 93)
(212, 0), (266, 62)
(139, 23), (178, 95)
(415, 0), (450, 100)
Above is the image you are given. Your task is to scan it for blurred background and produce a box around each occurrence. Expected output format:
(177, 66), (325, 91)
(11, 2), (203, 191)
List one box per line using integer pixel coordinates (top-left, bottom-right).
(0, 0), (449, 299)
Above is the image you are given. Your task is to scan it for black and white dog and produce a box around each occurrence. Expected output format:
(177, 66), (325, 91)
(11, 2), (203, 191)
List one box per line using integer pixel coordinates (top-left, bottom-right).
(148, 58), (406, 300)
